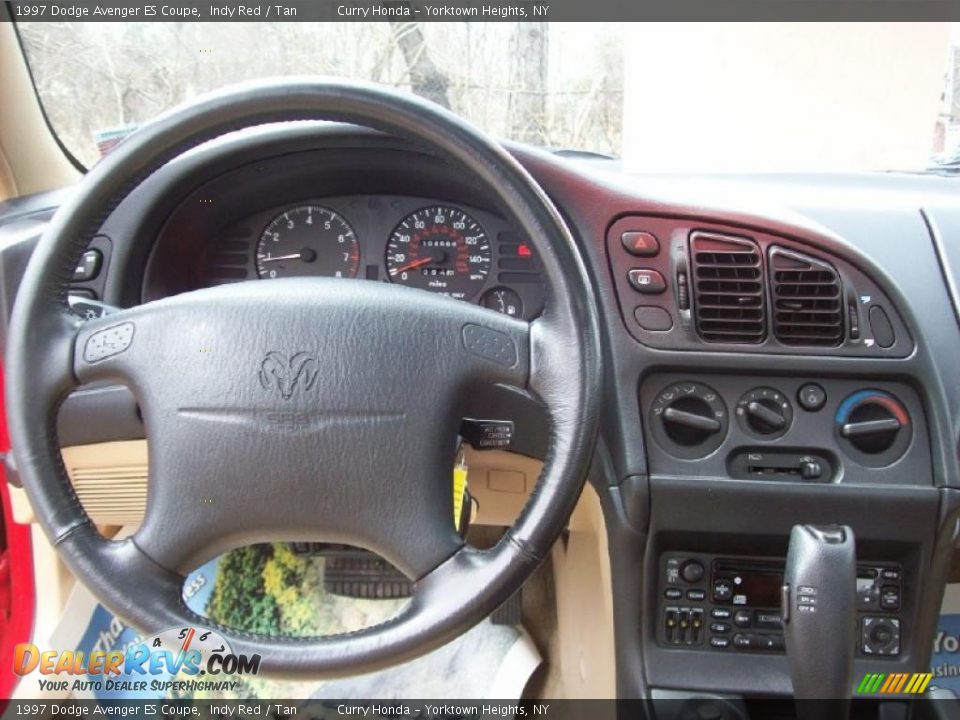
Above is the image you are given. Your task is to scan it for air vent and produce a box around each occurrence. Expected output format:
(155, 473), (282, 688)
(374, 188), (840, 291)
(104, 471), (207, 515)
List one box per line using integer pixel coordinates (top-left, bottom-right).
(690, 232), (766, 343)
(769, 247), (843, 347)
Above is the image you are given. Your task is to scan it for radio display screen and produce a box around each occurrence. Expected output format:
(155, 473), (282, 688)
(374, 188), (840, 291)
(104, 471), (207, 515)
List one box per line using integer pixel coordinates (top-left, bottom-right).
(714, 562), (783, 607)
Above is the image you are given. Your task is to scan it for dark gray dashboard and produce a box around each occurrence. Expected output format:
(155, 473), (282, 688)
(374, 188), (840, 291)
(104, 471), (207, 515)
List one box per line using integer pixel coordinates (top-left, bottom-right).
(1, 125), (959, 705)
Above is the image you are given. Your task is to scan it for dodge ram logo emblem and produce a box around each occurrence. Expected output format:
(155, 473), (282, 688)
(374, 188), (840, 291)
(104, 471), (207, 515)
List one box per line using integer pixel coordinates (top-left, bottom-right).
(258, 351), (320, 400)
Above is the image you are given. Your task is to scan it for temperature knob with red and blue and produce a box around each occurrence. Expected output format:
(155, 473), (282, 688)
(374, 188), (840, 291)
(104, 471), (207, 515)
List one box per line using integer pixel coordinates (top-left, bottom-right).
(835, 390), (911, 465)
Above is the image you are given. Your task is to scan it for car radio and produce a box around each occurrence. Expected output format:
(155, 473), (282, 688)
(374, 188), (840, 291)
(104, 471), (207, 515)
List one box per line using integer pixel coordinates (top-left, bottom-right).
(657, 553), (903, 656)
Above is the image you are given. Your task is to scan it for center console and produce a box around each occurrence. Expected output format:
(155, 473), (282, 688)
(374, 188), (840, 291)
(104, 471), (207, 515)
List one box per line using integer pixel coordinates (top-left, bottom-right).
(658, 553), (903, 656)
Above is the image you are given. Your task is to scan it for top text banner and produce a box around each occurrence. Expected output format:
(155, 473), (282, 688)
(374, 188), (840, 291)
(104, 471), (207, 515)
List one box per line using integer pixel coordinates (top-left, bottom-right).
(5, 0), (960, 21)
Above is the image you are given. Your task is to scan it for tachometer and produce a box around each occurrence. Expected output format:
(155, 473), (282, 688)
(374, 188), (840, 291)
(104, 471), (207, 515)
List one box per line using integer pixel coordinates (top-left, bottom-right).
(385, 206), (491, 300)
(256, 205), (360, 279)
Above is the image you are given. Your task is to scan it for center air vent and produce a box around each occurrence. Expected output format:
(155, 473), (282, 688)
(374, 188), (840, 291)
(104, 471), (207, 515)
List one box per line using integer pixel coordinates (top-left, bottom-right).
(690, 232), (766, 343)
(769, 247), (844, 347)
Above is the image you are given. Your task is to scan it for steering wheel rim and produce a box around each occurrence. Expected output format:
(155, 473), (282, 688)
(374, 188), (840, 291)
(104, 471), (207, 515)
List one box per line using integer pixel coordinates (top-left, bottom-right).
(5, 79), (602, 677)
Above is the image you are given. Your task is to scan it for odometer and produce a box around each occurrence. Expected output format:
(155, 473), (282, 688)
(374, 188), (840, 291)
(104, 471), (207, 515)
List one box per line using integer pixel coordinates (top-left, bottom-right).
(385, 206), (492, 300)
(256, 205), (360, 279)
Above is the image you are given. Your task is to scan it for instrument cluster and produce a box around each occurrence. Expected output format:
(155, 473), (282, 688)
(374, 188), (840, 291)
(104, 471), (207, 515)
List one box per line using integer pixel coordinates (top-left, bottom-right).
(202, 195), (544, 320)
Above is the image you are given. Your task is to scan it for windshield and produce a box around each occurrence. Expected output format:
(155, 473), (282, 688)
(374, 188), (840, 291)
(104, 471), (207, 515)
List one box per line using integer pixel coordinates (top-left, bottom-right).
(16, 21), (960, 172)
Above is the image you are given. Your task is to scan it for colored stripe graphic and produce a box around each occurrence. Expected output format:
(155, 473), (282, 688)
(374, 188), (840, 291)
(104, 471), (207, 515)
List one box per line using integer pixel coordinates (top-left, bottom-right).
(856, 672), (932, 695)
(856, 674), (876, 694)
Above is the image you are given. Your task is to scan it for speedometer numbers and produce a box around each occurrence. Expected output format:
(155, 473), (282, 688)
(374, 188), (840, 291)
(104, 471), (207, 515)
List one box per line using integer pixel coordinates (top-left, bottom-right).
(385, 206), (492, 300)
(256, 205), (360, 279)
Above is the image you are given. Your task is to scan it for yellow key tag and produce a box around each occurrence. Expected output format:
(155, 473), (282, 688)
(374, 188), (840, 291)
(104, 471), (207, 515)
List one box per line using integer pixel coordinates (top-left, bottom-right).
(453, 460), (469, 529)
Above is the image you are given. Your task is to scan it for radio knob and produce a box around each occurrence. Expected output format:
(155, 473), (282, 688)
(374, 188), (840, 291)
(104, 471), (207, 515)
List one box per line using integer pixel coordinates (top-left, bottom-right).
(681, 560), (705, 584)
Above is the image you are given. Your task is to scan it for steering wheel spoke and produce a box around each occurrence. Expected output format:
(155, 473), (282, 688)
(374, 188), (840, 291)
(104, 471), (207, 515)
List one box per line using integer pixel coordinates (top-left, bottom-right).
(73, 306), (146, 386)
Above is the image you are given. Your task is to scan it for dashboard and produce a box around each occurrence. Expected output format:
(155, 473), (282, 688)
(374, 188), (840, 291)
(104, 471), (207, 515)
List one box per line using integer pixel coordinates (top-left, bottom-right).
(1, 124), (960, 706)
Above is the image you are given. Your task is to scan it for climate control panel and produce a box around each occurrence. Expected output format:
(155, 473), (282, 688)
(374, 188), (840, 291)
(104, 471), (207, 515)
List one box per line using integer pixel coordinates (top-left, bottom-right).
(640, 374), (930, 487)
(657, 553), (904, 657)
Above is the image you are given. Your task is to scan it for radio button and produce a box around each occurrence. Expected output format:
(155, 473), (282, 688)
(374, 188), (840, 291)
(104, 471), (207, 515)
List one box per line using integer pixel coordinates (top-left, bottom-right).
(733, 610), (752, 628)
(711, 607), (732, 619)
(664, 587), (682, 600)
(733, 633), (754, 649)
(713, 579), (733, 603)
(758, 634), (785, 651)
(687, 589), (706, 601)
(710, 622), (731, 634)
(710, 637), (731, 649)
(754, 611), (783, 629)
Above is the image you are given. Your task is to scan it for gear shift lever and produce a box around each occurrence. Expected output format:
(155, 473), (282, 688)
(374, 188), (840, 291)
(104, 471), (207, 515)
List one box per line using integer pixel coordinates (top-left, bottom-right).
(782, 525), (856, 715)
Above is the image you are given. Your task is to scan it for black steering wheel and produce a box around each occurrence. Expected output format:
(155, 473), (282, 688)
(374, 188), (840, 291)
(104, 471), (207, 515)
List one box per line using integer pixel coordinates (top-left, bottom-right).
(5, 80), (602, 676)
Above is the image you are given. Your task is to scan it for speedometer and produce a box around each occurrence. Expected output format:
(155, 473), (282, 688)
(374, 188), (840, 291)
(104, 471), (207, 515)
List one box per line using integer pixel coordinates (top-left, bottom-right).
(385, 206), (492, 300)
(256, 205), (360, 279)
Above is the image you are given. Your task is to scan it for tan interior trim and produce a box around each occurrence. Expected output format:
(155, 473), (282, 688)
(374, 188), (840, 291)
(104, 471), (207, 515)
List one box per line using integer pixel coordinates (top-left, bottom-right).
(13, 440), (616, 696)
(0, 21), (81, 200)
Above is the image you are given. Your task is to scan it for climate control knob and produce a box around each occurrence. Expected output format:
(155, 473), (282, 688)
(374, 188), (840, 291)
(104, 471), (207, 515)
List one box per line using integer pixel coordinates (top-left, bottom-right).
(736, 387), (793, 438)
(650, 381), (728, 459)
(835, 390), (911, 466)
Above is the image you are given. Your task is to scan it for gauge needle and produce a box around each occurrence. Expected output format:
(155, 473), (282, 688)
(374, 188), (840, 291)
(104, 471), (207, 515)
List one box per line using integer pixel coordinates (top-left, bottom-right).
(260, 248), (317, 263)
(390, 256), (433, 275)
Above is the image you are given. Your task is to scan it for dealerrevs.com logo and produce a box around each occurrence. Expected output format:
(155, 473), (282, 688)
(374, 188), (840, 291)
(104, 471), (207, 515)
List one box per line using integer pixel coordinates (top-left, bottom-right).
(14, 627), (261, 694)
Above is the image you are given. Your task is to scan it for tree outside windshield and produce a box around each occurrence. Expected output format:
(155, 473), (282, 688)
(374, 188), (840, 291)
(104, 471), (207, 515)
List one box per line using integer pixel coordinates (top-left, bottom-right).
(16, 21), (960, 172)
(17, 22), (623, 167)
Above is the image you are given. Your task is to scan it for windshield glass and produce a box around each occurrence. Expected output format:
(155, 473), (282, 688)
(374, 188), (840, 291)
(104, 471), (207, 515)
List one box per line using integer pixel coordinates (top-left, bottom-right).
(16, 21), (960, 172)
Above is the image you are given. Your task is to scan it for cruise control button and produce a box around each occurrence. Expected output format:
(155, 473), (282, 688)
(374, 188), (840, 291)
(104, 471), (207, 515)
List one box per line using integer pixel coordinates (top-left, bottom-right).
(622, 231), (660, 257)
(73, 249), (103, 282)
(627, 268), (666, 294)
